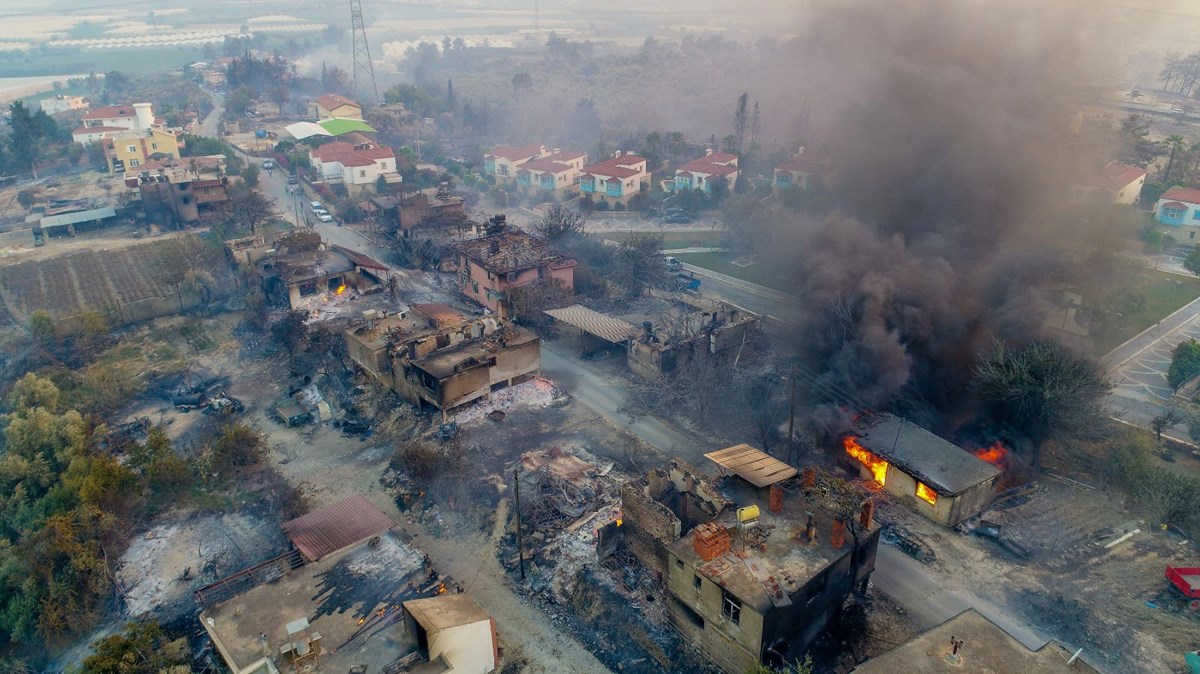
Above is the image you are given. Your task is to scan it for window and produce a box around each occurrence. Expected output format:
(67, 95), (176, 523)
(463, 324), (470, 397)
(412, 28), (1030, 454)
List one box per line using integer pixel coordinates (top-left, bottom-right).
(151, 143), (157, 150)
(693, 575), (702, 592)
(1165, 208), (1182, 219)
(721, 589), (741, 625)
(359, 170), (366, 178)
(675, 558), (684, 570)
(1194, 211), (1200, 220)
(181, 196), (190, 204)
(471, 281), (479, 293)
(127, 145), (137, 153)
(1191, 231), (1196, 240)
(129, 159), (139, 167)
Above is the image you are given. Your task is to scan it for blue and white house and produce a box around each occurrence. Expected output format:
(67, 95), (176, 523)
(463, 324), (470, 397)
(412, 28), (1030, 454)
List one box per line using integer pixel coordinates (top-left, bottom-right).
(1154, 187), (1200, 242)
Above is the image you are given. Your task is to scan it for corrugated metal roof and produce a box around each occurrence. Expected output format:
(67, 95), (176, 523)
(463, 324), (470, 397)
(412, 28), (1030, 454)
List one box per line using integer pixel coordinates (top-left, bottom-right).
(704, 444), (798, 488)
(281, 494), (394, 561)
(544, 304), (636, 344)
(39, 207), (117, 229)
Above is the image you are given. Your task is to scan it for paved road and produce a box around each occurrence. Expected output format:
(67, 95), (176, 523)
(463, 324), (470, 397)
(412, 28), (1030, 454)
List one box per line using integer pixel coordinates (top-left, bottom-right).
(1103, 289), (1200, 437)
(680, 262), (801, 324)
(872, 546), (1049, 650)
(540, 341), (722, 466)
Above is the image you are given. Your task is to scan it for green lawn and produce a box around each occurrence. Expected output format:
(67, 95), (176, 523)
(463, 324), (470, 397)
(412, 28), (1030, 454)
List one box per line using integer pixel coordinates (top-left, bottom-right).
(670, 252), (794, 293)
(600, 229), (723, 248)
(1091, 270), (1200, 354)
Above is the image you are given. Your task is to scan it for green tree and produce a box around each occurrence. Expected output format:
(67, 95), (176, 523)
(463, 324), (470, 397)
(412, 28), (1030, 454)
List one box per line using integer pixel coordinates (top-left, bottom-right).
(28, 310), (55, 342)
(1164, 133), (1186, 182)
(81, 620), (188, 673)
(1185, 247), (1200, 276)
(612, 232), (667, 297)
(211, 423), (267, 477)
(970, 340), (1110, 466)
(1169, 338), (1200, 388)
(241, 164), (260, 189)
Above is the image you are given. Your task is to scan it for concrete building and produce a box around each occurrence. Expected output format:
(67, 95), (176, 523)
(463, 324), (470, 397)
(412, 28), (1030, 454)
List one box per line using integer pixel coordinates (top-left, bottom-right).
(852, 608), (1100, 673)
(579, 152), (651, 205)
(483, 144), (548, 181)
(669, 151), (740, 193)
(514, 151), (588, 198)
(198, 494), (459, 674)
(843, 413), (1000, 527)
(255, 231), (387, 309)
(309, 141), (398, 193)
(622, 451), (881, 674)
(125, 155), (228, 225)
(39, 94), (87, 115)
(1069, 163), (1146, 206)
(345, 304), (542, 415)
(1153, 186), (1200, 242)
(371, 189), (466, 238)
(403, 595), (498, 674)
(72, 104), (181, 172)
(773, 149), (834, 190)
(310, 93), (363, 120)
(450, 224), (576, 313)
(626, 303), (760, 378)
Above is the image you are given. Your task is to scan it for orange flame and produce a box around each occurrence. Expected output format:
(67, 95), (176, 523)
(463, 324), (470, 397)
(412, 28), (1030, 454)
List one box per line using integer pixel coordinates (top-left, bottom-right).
(915, 482), (938, 506)
(974, 441), (1008, 467)
(335, 284), (347, 295)
(844, 436), (888, 486)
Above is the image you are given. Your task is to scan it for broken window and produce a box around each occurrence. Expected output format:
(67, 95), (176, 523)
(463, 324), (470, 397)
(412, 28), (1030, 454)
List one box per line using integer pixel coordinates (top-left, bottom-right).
(693, 574), (702, 592)
(675, 558), (684, 570)
(721, 589), (741, 625)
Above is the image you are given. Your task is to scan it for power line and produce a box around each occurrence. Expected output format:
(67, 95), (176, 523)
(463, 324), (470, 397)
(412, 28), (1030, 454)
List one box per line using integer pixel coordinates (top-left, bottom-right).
(349, 0), (379, 106)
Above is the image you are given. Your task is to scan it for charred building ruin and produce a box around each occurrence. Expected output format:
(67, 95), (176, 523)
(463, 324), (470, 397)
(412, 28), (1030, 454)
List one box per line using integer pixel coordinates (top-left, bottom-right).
(253, 231), (387, 310)
(345, 303), (541, 415)
(622, 448), (881, 674)
(626, 303), (760, 378)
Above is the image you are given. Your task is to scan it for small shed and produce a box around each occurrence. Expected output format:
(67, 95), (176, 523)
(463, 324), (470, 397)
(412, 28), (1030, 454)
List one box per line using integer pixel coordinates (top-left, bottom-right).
(273, 400), (311, 427)
(282, 494), (394, 561)
(36, 206), (117, 239)
(846, 414), (1000, 526)
(704, 444), (798, 488)
(402, 594), (497, 674)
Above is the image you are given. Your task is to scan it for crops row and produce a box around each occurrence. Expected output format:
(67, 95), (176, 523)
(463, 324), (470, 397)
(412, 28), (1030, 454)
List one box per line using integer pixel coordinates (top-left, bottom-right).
(0, 237), (217, 321)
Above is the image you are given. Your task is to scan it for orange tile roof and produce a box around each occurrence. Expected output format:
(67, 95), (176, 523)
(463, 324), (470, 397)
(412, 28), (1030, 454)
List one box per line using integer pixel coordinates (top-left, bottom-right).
(315, 93), (360, 110)
(1162, 187), (1200, 204)
(82, 105), (136, 120)
(485, 144), (546, 161)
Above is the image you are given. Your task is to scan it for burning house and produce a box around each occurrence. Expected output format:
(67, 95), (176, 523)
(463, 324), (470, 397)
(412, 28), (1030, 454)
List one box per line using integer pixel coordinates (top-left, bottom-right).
(622, 448), (881, 674)
(345, 303), (541, 415)
(254, 231), (387, 310)
(843, 414), (1000, 527)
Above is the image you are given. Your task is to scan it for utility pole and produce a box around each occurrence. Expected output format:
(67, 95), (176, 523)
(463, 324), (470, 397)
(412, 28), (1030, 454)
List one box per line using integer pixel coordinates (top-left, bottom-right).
(513, 469), (525, 580)
(349, 0), (380, 105)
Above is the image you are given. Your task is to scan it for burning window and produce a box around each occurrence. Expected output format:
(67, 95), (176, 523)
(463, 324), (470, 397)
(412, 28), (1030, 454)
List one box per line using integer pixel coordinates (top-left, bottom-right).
(843, 436), (888, 486)
(915, 482), (937, 506)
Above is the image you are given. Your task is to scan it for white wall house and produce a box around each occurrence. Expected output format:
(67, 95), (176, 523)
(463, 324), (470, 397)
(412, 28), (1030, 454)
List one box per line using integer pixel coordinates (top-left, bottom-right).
(310, 141), (398, 190)
(403, 594), (497, 674)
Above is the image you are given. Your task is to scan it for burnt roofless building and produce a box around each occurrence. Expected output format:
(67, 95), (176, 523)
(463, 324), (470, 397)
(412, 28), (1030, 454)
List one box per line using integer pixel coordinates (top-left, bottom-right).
(844, 413), (1000, 527)
(622, 450), (881, 674)
(450, 224), (575, 314)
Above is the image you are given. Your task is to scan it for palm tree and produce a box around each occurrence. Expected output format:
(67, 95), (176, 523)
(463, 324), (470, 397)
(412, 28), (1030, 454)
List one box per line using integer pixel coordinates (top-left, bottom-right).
(1164, 134), (1186, 183)
(644, 131), (661, 156)
(667, 131), (685, 159)
(1189, 139), (1200, 178)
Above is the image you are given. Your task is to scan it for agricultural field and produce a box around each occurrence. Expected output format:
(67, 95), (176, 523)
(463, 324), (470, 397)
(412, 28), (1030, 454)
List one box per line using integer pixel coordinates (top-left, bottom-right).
(0, 235), (224, 324)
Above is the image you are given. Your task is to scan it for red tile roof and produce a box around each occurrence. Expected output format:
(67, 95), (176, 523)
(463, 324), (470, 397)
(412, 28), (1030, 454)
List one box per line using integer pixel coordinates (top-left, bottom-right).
(517, 158), (573, 174)
(545, 150), (586, 161)
(282, 494), (394, 561)
(311, 142), (394, 167)
(315, 93), (360, 111)
(485, 144), (546, 162)
(82, 105), (136, 120)
(677, 154), (739, 177)
(1101, 163), (1146, 189)
(1161, 187), (1200, 205)
(776, 153), (831, 174)
(1161, 201), (1188, 210)
(581, 155), (647, 180)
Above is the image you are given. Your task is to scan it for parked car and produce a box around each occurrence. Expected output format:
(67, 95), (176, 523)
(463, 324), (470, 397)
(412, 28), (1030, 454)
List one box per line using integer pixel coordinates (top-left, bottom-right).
(287, 175), (298, 185)
(262, 159), (275, 169)
(663, 256), (683, 271)
(664, 206), (686, 216)
(317, 213), (334, 223)
(310, 201), (323, 210)
(664, 212), (693, 224)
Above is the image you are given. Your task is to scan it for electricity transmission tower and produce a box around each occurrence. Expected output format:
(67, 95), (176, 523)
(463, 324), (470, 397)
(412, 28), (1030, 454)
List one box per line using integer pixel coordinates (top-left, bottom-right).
(349, 0), (379, 105)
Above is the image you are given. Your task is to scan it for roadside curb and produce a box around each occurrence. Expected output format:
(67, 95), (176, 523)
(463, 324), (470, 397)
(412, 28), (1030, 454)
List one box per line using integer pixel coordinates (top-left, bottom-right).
(679, 263), (794, 303)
